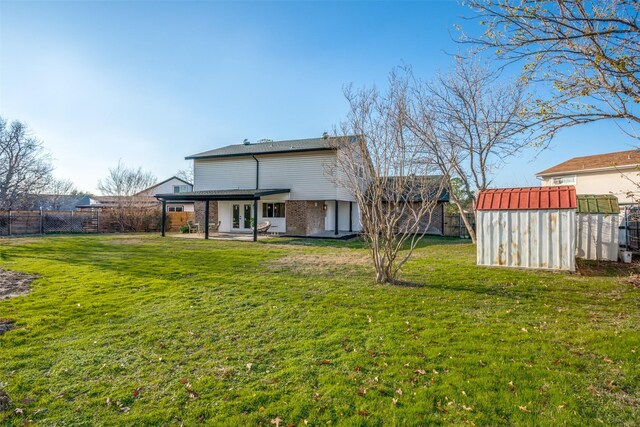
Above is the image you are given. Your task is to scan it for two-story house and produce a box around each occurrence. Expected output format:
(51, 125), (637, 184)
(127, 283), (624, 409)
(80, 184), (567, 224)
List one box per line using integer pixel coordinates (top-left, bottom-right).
(157, 136), (449, 240)
(136, 176), (194, 212)
(157, 136), (363, 239)
(536, 149), (640, 204)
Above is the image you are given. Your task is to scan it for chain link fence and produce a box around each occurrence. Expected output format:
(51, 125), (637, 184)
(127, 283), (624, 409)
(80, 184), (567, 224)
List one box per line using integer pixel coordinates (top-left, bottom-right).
(0, 210), (98, 236)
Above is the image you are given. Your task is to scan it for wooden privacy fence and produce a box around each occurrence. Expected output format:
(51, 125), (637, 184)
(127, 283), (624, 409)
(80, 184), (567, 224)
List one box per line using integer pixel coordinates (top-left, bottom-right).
(0, 209), (194, 236)
(443, 213), (475, 238)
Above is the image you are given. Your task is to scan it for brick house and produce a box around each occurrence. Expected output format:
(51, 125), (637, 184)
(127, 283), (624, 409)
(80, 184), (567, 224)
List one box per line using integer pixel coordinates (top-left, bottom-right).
(156, 136), (448, 239)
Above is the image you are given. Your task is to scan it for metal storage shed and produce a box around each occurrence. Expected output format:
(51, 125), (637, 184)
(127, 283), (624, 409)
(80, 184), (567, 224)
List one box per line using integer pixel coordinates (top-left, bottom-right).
(476, 186), (577, 272)
(576, 194), (620, 261)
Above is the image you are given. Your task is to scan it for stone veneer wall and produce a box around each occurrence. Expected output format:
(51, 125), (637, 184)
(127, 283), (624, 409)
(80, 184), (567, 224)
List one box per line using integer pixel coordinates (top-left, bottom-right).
(194, 201), (219, 228)
(286, 200), (326, 236)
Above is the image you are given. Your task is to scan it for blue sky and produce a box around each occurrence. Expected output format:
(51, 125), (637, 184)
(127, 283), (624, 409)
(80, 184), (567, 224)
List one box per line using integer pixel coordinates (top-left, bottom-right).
(0, 1), (637, 193)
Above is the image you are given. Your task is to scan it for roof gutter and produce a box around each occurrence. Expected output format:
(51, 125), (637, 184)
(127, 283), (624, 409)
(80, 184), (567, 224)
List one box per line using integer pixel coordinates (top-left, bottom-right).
(185, 147), (334, 160)
(536, 163), (640, 177)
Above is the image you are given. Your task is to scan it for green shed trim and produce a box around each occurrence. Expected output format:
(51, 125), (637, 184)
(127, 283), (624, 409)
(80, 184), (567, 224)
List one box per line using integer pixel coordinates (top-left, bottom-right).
(576, 194), (620, 214)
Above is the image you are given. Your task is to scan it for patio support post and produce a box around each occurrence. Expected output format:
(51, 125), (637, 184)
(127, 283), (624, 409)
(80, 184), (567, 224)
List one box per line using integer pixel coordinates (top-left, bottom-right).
(349, 202), (353, 232)
(253, 198), (258, 242)
(204, 200), (210, 240)
(335, 200), (339, 235)
(161, 200), (166, 237)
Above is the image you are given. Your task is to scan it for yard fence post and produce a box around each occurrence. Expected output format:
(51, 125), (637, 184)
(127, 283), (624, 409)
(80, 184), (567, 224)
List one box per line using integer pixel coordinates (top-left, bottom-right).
(40, 208), (44, 235)
(8, 209), (11, 236)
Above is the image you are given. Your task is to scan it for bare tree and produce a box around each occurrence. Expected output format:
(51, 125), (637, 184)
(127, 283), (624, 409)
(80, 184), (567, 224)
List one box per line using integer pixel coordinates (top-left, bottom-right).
(23, 178), (85, 211)
(98, 160), (156, 197)
(176, 164), (194, 184)
(0, 117), (54, 209)
(463, 0), (640, 138)
(406, 59), (547, 243)
(335, 72), (446, 284)
(98, 161), (158, 232)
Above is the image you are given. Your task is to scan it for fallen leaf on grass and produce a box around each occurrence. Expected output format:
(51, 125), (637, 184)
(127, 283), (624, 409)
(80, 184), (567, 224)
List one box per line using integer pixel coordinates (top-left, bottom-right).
(395, 389), (403, 396)
(319, 359), (331, 365)
(462, 405), (473, 412)
(436, 401), (446, 413)
(414, 369), (426, 375)
(271, 417), (282, 427)
(357, 410), (369, 416)
(133, 387), (142, 398)
(358, 387), (367, 396)
(392, 398), (398, 405)
(518, 405), (529, 413)
(179, 376), (189, 384)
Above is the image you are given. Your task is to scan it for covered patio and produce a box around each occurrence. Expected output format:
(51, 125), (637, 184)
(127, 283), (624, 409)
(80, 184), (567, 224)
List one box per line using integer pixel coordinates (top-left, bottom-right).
(155, 189), (290, 242)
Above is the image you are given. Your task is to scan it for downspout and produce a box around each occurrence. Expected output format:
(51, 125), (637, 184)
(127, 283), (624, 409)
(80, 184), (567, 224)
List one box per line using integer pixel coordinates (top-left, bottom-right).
(252, 155), (259, 242)
(252, 155), (259, 190)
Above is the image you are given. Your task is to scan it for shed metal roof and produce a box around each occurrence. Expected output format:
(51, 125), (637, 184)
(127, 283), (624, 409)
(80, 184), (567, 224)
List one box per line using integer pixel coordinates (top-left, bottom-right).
(576, 194), (620, 214)
(476, 186), (577, 211)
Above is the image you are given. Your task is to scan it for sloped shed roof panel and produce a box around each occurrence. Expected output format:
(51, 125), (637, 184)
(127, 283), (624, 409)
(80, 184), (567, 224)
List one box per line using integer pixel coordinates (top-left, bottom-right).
(576, 194), (620, 214)
(476, 186), (577, 211)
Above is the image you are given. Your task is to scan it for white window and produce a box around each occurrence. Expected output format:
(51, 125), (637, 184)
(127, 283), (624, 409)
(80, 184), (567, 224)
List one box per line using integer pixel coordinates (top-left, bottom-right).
(167, 206), (184, 212)
(173, 185), (190, 193)
(551, 176), (576, 185)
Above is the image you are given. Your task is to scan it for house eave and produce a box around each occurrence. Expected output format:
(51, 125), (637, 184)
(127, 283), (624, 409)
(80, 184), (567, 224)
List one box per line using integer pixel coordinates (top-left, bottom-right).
(185, 147), (334, 161)
(536, 164), (639, 178)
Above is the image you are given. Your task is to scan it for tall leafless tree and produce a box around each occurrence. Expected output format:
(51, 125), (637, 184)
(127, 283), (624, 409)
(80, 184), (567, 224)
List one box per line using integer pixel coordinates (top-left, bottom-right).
(98, 160), (156, 197)
(0, 117), (54, 210)
(98, 160), (158, 232)
(406, 59), (547, 242)
(463, 0), (640, 138)
(335, 72), (446, 284)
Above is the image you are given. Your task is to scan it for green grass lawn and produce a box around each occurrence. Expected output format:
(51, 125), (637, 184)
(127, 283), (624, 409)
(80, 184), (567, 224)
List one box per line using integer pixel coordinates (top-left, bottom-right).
(0, 234), (638, 426)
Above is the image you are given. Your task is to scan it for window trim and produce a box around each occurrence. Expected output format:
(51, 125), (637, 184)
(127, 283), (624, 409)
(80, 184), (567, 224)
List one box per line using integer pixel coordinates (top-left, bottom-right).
(262, 202), (286, 218)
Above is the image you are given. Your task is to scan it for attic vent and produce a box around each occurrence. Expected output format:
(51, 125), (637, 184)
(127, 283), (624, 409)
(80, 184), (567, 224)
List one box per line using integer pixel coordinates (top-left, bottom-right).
(257, 138), (273, 144)
(243, 139), (250, 145)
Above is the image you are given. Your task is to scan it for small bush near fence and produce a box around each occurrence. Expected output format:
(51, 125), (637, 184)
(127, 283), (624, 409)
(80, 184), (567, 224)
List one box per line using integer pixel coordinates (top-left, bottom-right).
(0, 209), (194, 236)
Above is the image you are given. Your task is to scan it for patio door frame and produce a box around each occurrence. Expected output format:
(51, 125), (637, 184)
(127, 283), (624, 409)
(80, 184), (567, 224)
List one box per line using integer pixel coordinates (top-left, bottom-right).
(231, 202), (254, 231)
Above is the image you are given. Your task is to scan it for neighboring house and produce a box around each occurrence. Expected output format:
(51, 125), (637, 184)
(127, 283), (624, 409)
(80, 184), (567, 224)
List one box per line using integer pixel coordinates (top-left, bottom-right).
(77, 177), (194, 212)
(17, 194), (91, 211)
(136, 176), (194, 212)
(537, 149), (640, 204)
(156, 136), (449, 238)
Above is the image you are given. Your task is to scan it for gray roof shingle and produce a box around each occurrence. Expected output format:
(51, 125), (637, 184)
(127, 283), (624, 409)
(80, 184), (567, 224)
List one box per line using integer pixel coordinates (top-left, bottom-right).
(185, 136), (354, 160)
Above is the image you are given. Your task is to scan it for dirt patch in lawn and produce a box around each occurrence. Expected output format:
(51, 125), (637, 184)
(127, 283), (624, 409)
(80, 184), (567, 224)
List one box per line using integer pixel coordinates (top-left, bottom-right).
(268, 251), (370, 276)
(0, 269), (37, 300)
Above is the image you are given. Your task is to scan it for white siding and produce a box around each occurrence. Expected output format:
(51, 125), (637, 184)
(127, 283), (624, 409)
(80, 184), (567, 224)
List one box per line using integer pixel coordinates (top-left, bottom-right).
(258, 152), (338, 200)
(477, 209), (576, 272)
(140, 178), (193, 196)
(194, 157), (257, 191)
(541, 168), (639, 205)
(193, 150), (361, 201)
